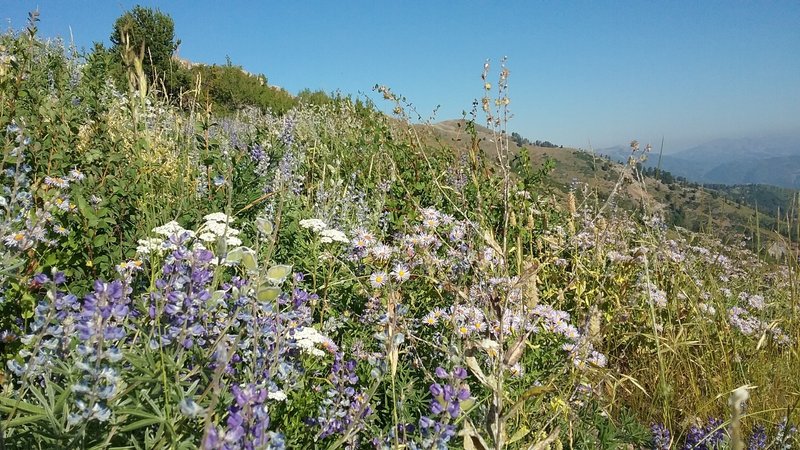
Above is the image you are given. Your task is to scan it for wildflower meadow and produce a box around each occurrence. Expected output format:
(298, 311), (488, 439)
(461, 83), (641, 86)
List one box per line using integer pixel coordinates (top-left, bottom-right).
(0, 12), (798, 450)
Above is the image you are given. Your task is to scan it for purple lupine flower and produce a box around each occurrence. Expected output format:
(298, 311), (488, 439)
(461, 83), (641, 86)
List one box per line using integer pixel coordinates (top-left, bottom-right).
(203, 384), (284, 450)
(651, 423), (671, 450)
(683, 424), (709, 450)
(704, 418), (725, 448)
(748, 424), (767, 450)
(316, 353), (372, 441)
(250, 144), (266, 163)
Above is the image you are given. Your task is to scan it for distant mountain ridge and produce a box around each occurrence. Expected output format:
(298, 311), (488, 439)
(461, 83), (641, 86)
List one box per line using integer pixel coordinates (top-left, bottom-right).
(427, 120), (793, 242)
(596, 136), (800, 188)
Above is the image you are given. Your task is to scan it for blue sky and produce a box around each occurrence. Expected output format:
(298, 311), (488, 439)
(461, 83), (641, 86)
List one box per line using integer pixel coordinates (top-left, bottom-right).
(4, 1), (800, 150)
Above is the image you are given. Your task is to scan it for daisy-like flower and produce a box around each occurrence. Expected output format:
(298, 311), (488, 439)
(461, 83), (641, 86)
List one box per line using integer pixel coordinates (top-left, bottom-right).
(456, 324), (471, 337)
(54, 197), (71, 212)
(420, 207), (440, 222)
(369, 272), (387, 288)
(116, 260), (144, 273)
(421, 312), (438, 326)
(507, 363), (523, 377)
(391, 264), (410, 283)
(587, 351), (607, 368)
(351, 228), (375, 248)
(471, 320), (488, 333)
(299, 218), (327, 232)
(68, 169), (85, 181)
(52, 225), (69, 235)
(422, 217), (439, 229)
(370, 244), (393, 261)
(432, 307), (447, 320)
(3, 232), (29, 249)
(439, 213), (455, 226)
(449, 224), (466, 242)
(44, 176), (69, 189)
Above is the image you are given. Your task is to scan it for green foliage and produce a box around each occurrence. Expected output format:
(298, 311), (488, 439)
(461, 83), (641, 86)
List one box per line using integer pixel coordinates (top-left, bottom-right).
(510, 131), (558, 148)
(297, 88), (334, 107)
(187, 63), (296, 114)
(110, 5), (179, 84)
(511, 146), (555, 191)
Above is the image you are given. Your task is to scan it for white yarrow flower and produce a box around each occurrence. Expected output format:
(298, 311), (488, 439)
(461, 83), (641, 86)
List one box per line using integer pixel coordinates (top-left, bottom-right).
(136, 238), (164, 256)
(268, 390), (287, 401)
(202, 220), (240, 236)
(152, 221), (191, 237)
(320, 229), (349, 244)
(294, 326), (335, 357)
(203, 212), (234, 223)
(300, 219), (328, 232)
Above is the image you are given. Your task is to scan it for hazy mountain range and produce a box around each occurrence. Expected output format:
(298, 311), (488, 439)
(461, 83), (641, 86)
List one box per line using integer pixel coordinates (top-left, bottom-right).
(597, 136), (800, 188)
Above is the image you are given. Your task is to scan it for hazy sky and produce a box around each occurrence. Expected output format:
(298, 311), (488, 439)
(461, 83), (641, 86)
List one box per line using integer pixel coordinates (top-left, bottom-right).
(4, 1), (800, 150)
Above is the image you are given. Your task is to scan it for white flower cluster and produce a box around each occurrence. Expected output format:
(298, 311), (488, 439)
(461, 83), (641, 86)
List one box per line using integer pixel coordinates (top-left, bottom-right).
(300, 218), (349, 244)
(299, 218), (327, 232)
(197, 213), (242, 247)
(320, 229), (348, 244)
(135, 237), (164, 256)
(152, 220), (194, 238)
(293, 326), (336, 357)
(137, 221), (195, 256)
(268, 390), (287, 402)
(136, 213), (242, 257)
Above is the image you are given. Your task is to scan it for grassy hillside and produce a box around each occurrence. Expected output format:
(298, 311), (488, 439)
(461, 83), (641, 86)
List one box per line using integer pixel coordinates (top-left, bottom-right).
(427, 120), (794, 255)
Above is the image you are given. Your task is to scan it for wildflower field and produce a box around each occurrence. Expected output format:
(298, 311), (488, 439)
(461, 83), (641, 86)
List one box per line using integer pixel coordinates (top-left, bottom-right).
(1, 16), (799, 450)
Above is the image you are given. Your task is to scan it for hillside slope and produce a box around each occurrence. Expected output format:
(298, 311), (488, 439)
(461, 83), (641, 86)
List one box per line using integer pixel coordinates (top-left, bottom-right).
(425, 120), (792, 248)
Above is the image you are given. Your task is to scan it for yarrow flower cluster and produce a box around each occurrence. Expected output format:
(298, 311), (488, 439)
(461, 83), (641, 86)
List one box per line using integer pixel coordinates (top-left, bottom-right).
(293, 326), (337, 357)
(198, 212), (242, 248)
(136, 213), (242, 259)
(300, 218), (349, 244)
